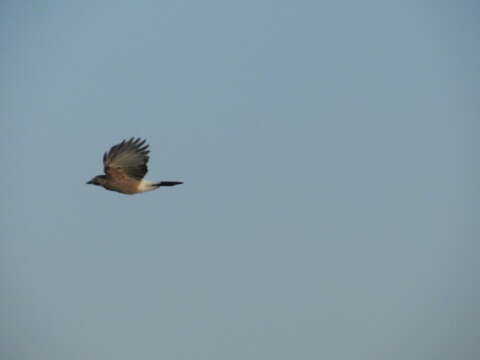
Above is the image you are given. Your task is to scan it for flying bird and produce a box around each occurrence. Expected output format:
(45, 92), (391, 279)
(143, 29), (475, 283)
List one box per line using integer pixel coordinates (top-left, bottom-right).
(87, 137), (183, 195)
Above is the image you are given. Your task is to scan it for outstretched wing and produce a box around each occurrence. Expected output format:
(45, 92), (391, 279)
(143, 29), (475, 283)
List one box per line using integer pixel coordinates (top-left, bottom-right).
(103, 137), (150, 180)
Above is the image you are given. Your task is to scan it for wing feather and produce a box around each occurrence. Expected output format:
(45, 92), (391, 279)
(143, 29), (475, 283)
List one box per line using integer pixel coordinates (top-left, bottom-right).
(103, 137), (150, 180)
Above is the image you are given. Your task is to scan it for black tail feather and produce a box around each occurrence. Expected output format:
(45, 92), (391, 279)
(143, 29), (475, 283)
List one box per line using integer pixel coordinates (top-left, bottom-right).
(154, 181), (183, 187)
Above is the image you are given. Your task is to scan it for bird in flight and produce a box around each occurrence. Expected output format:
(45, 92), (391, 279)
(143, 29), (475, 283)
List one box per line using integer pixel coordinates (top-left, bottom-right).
(87, 137), (183, 195)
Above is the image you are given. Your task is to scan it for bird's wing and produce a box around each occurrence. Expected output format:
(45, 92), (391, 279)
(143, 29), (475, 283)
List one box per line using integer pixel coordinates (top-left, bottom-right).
(103, 137), (150, 180)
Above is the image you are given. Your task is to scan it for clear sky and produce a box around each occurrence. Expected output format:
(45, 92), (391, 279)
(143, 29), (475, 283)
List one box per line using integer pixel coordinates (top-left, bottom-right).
(0, 1), (477, 359)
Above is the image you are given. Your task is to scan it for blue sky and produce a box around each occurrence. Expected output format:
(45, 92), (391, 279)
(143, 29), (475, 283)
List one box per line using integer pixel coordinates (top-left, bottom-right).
(1, 1), (477, 359)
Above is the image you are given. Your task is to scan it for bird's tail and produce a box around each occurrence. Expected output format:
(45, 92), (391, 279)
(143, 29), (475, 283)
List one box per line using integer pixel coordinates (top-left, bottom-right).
(152, 181), (183, 187)
(138, 180), (183, 192)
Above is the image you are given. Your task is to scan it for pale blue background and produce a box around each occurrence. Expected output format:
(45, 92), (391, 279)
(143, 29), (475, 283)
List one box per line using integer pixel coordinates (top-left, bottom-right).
(1, 1), (477, 359)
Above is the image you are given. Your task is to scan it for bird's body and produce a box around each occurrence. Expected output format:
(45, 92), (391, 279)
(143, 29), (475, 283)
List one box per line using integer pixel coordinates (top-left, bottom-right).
(87, 138), (182, 195)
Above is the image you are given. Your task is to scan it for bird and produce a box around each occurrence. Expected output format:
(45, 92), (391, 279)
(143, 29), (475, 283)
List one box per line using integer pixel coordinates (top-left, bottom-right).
(87, 137), (183, 195)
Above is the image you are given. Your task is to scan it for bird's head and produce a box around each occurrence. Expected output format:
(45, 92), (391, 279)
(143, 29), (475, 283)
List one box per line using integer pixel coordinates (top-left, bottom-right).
(86, 175), (106, 186)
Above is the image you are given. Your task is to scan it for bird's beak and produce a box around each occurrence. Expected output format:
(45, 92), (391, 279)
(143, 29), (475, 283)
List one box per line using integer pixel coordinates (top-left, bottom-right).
(86, 180), (93, 184)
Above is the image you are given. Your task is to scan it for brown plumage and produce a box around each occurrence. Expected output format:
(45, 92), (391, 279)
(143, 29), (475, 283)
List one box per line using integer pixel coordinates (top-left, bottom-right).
(87, 137), (183, 195)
